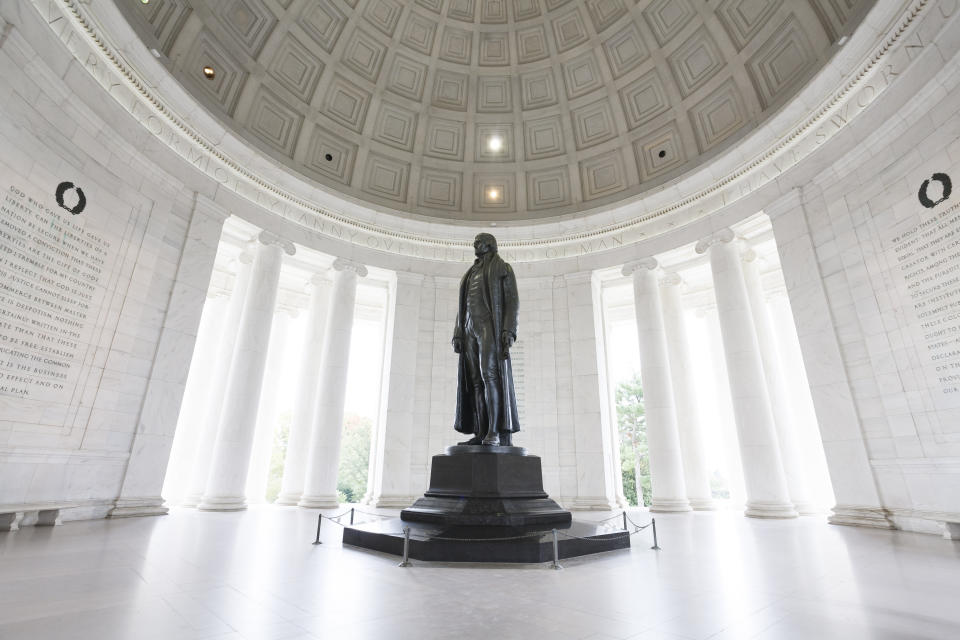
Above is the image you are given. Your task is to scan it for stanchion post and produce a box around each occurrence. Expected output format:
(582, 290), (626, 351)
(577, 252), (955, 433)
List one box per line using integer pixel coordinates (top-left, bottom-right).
(622, 511), (627, 531)
(350, 507), (355, 525)
(398, 527), (412, 567)
(651, 517), (661, 550)
(312, 514), (322, 545)
(551, 529), (563, 570)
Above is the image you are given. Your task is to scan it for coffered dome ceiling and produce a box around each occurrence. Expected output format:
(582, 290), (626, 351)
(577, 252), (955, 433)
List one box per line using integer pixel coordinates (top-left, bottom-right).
(127, 0), (868, 222)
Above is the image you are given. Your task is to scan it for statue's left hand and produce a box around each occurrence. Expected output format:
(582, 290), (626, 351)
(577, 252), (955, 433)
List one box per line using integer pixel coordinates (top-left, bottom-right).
(500, 331), (515, 358)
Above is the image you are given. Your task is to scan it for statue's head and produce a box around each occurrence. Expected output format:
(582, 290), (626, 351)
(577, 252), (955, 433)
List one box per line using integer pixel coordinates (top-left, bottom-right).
(473, 233), (497, 257)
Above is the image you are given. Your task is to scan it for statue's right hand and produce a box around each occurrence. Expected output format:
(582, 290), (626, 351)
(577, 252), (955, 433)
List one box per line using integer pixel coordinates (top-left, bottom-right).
(452, 337), (463, 354)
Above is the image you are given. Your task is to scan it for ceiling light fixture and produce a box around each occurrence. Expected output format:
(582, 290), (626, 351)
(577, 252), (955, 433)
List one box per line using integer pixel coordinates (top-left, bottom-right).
(487, 188), (500, 201)
(140, 0), (150, 4)
(202, 65), (216, 79)
(487, 135), (503, 153)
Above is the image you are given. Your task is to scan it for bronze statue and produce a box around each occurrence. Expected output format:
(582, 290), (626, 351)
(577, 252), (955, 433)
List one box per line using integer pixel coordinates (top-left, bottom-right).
(452, 233), (520, 446)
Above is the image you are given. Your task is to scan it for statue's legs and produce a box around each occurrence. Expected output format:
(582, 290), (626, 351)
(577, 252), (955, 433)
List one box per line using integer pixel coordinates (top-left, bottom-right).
(463, 317), (503, 445)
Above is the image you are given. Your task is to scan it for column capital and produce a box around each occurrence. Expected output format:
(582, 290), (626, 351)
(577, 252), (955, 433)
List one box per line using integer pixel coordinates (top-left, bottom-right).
(621, 257), (658, 277)
(193, 193), (230, 222)
(694, 228), (736, 254)
(659, 271), (684, 288)
(257, 230), (296, 256)
(333, 257), (368, 277)
(741, 247), (759, 263)
(236, 250), (255, 266)
(764, 187), (805, 220)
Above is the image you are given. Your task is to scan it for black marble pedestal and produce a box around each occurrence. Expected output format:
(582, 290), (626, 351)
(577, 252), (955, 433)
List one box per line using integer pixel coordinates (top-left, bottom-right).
(400, 445), (571, 527)
(342, 518), (631, 563)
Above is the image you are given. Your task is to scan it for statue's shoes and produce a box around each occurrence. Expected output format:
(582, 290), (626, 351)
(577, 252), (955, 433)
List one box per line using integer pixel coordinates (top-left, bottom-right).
(458, 436), (484, 445)
(481, 436), (501, 446)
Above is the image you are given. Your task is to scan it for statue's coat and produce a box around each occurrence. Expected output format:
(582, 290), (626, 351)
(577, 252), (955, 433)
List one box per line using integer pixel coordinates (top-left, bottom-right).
(452, 252), (521, 435)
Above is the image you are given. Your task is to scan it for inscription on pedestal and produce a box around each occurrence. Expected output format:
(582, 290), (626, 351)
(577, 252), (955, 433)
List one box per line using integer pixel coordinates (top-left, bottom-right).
(0, 184), (109, 403)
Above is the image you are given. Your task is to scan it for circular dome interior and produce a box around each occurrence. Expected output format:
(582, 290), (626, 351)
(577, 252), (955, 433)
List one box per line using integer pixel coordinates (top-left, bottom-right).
(126, 0), (864, 222)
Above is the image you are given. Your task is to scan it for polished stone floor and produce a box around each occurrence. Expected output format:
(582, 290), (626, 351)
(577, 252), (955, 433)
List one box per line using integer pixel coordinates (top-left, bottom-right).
(0, 507), (958, 640)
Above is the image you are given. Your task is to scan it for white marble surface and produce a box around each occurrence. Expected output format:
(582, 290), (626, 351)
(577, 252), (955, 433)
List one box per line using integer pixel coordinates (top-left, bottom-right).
(659, 275), (714, 510)
(624, 261), (690, 512)
(299, 260), (366, 508)
(200, 236), (291, 511)
(182, 254), (254, 507)
(1, 508), (959, 640)
(276, 275), (332, 506)
(699, 232), (795, 519)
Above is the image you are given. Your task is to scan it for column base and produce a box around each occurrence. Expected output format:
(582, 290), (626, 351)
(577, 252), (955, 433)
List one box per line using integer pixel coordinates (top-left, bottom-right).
(650, 498), (693, 512)
(793, 501), (821, 516)
(828, 505), (895, 529)
(297, 495), (339, 509)
(745, 501), (798, 519)
(274, 492), (303, 506)
(109, 498), (169, 518)
(197, 496), (247, 511)
(369, 495), (418, 509)
(179, 494), (202, 508)
(689, 498), (717, 511)
(568, 496), (619, 511)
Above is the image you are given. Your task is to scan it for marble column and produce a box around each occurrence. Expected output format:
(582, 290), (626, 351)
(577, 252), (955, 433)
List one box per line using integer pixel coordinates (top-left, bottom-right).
(244, 307), (296, 504)
(699, 307), (748, 508)
(561, 272), (618, 510)
(275, 273), (333, 505)
(299, 258), (368, 508)
(181, 251), (254, 507)
(741, 251), (814, 514)
(199, 232), (295, 511)
(695, 229), (796, 518)
(622, 259), (690, 513)
(161, 291), (228, 504)
(367, 272), (423, 507)
(766, 188), (891, 528)
(110, 194), (228, 517)
(660, 273), (715, 510)
(768, 292), (834, 510)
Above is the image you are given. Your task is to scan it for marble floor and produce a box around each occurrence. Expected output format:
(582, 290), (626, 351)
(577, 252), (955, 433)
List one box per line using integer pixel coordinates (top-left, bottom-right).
(0, 507), (958, 640)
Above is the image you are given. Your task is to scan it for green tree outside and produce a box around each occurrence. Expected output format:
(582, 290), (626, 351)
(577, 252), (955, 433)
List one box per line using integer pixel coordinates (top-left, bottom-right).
(336, 413), (373, 503)
(265, 411), (373, 504)
(616, 373), (651, 507)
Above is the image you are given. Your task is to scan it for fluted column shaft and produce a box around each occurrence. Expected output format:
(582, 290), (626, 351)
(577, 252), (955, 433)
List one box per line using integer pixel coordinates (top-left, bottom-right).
(299, 258), (367, 508)
(244, 308), (295, 504)
(275, 274), (333, 505)
(741, 253), (813, 514)
(696, 230), (796, 518)
(182, 252), (254, 507)
(367, 272), (423, 507)
(199, 232), (295, 511)
(163, 293), (228, 503)
(623, 260), (690, 512)
(660, 275), (715, 510)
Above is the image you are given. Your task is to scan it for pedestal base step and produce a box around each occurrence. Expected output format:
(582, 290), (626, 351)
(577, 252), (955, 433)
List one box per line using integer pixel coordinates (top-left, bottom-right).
(402, 495), (570, 527)
(342, 518), (630, 563)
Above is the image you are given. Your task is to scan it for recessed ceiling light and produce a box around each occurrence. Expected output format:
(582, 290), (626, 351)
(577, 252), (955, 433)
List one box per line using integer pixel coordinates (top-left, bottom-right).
(487, 188), (500, 201)
(487, 135), (503, 152)
(202, 65), (216, 79)
(140, 0), (150, 4)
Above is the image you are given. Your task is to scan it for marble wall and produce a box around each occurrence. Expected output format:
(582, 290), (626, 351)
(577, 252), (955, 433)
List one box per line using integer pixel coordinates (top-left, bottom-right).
(0, 6), (220, 522)
(768, 29), (960, 534)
